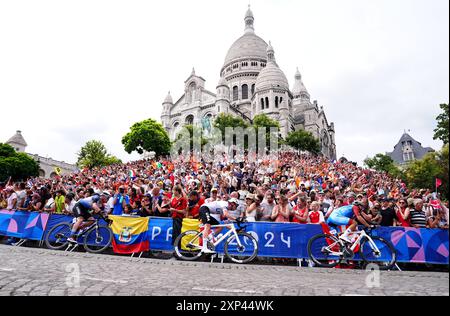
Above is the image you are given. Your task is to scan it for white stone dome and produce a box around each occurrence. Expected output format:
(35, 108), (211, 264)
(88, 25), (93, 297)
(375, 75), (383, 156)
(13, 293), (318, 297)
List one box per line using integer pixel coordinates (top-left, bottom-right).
(217, 77), (228, 87)
(224, 33), (268, 67)
(255, 62), (289, 91)
(163, 91), (173, 104)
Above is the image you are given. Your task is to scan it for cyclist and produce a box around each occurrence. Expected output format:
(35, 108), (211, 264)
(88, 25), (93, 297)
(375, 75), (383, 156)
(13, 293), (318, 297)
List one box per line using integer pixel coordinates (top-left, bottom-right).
(327, 198), (372, 243)
(199, 198), (240, 254)
(67, 192), (110, 243)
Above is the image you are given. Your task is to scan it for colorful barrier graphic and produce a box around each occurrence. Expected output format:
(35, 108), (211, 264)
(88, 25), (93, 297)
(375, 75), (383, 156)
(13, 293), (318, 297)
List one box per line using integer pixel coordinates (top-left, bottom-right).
(0, 210), (49, 241)
(1, 210), (448, 265)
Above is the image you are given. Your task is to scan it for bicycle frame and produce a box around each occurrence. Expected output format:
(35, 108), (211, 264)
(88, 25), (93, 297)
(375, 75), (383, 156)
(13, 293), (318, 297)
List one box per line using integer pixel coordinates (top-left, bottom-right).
(185, 222), (244, 250)
(74, 213), (109, 238)
(210, 223), (243, 248)
(325, 230), (381, 256)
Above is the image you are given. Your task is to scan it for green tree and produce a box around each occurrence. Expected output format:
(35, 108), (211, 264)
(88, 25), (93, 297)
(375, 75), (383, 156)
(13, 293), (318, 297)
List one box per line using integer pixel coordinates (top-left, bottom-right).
(364, 154), (404, 179)
(404, 152), (441, 192)
(252, 114), (281, 150)
(365, 154), (394, 172)
(253, 114), (280, 130)
(214, 113), (250, 142)
(435, 144), (449, 198)
(122, 119), (171, 156)
(285, 130), (321, 155)
(433, 103), (449, 145)
(0, 143), (39, 181)
(174, 125), (209, 151)
(77, 140), (121, 169)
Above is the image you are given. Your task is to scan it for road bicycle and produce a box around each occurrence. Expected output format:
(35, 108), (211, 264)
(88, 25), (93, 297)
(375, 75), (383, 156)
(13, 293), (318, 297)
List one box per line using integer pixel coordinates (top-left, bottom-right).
(307, 226), (397, 270)
(174, 217), (258, 264)
(45, 213), (113, 254)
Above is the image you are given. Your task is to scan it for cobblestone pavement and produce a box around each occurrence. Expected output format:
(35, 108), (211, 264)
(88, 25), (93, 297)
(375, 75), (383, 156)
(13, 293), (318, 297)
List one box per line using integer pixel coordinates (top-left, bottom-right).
(0, 245), (448, 296)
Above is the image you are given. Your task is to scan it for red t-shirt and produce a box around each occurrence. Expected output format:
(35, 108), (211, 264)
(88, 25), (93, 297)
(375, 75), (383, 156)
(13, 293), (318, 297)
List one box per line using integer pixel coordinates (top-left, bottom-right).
(171, 197), (188, 219)
(292, 206), (308, 224)
(309, 211), (322, 224)
(396, 208), (411, 227)
(189, 197), (205, 219)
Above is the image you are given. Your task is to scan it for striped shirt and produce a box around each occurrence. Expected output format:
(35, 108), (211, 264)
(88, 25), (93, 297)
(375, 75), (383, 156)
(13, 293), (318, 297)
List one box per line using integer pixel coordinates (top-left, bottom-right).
(410, 210), (428, 228)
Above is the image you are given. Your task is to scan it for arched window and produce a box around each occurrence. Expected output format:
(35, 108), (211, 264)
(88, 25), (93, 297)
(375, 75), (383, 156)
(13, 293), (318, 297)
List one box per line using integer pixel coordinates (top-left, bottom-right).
(280, 97), (283, 106)
(265, 97), (269, 109)
(185, 115), (194, 125)
(251, 84), (255, 96)
(261, 98), (265, 110)
(275, 96), (279, 108)
(233, 86), (239, 101)
(242, 84), (248, 100)
(172, 122), (181, 139)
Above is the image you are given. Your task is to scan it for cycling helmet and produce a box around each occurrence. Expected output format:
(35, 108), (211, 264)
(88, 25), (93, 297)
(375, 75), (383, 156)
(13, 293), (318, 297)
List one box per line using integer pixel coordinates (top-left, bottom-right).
(91, 194), (101, 202)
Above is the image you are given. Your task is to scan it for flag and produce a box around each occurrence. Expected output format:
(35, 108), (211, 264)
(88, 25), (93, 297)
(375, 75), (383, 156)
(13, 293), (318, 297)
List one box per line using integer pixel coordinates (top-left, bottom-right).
(54, 167), (62, 175)
(109, 216), (150, 254)
(129, 170), (136, 179)
(436, 178), (443, 189)
(180, 218), (201, 250)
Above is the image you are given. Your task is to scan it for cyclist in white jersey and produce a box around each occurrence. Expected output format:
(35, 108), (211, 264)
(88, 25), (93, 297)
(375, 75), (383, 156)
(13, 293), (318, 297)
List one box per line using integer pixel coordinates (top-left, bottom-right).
(199, 198), (240, 254)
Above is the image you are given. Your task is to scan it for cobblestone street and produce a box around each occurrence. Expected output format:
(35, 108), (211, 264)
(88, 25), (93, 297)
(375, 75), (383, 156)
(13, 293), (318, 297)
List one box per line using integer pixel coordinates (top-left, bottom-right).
(0, 245), (448, 296)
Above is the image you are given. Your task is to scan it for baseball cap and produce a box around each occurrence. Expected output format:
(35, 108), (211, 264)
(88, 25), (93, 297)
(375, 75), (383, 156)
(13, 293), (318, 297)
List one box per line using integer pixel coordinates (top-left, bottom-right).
(246, 193), (256, 200)
(228, 198), (239, 205)
(102, 191), (111, 198)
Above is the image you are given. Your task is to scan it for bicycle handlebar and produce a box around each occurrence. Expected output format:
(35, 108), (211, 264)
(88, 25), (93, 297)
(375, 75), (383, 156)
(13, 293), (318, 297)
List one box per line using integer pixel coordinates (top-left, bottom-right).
(235, 217), (248, 229)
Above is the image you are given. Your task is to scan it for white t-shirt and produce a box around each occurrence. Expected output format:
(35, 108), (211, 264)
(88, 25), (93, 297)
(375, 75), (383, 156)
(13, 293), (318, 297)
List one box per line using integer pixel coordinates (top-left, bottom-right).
(66, 200), (76, 213)
(16, 190), (27, 208)
(202, 201), (228, 221)
(44, 198), (55, 210)
(7, 193), (18, 210)
(105, 197), (115, 214)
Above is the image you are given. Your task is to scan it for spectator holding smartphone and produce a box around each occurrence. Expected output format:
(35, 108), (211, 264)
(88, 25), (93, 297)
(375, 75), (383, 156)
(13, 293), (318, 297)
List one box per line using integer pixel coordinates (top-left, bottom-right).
(395, 198), (411, 227)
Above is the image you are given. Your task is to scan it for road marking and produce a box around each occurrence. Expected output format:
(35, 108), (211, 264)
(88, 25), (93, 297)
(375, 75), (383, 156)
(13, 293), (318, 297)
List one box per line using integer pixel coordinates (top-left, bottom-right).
(0, 268), (15, 272)
(192, 287), (264, 294)
(84, 277), (128, 284)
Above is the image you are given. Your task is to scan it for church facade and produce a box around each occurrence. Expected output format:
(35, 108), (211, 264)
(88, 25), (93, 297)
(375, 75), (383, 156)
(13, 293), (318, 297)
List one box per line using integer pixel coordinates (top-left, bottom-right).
(5, 130), (78, 178)
(161, 6), (337, 160)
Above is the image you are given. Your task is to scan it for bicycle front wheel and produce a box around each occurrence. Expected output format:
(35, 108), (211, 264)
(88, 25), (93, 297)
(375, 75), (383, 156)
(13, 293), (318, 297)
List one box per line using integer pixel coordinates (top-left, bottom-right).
(45, 222), (72, 250)
(224, 232), (258, 264)
(174, 230), (203, 261)
(307, 234), (344, 268)
(360, 236), (397, 270)
(83, 226), (113, 254)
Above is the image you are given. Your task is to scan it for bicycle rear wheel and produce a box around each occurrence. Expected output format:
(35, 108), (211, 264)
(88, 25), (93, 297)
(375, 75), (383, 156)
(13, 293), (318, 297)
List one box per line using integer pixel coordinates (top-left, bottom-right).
(224, 232), (258, 264)
(45, 223), (72, 250)
(174, 230), (203, 261)
(307, 234), (344, 268)
(83, 225), (113, 254)
(360, 236), (397, 270)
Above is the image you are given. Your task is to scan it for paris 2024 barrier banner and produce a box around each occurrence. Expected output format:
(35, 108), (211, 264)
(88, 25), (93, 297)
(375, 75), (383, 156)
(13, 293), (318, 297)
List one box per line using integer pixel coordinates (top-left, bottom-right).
(0, 210), (448, 265)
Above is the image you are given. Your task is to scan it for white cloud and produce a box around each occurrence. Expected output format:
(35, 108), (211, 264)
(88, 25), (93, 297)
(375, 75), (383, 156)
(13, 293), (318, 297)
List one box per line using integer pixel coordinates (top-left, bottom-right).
(0, 0), (448, 165)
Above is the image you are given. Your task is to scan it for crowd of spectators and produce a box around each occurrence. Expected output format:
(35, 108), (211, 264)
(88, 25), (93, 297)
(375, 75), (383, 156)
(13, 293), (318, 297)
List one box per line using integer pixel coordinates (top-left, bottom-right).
(1, 152), (448, 233)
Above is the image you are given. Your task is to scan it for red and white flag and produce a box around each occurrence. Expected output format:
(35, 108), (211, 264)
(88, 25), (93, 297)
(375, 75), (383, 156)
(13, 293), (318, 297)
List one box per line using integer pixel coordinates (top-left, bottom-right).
(436, 178), (443, 188)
